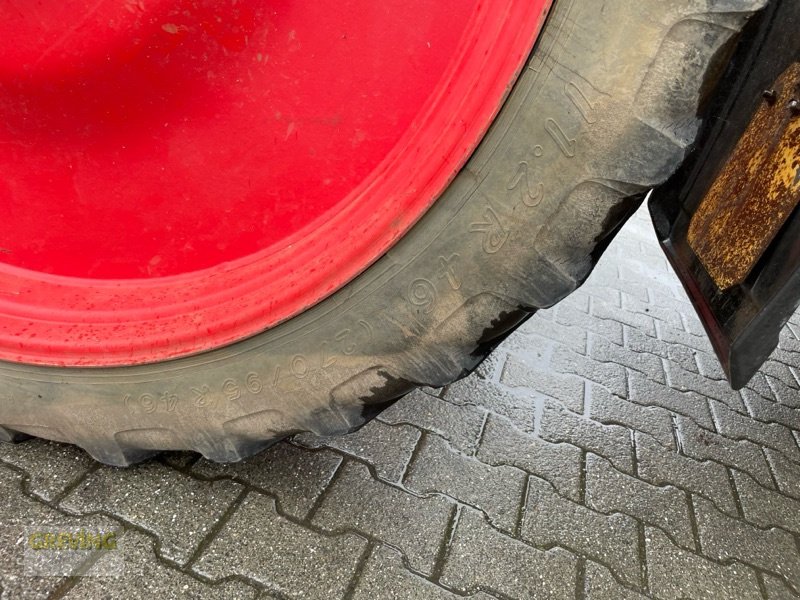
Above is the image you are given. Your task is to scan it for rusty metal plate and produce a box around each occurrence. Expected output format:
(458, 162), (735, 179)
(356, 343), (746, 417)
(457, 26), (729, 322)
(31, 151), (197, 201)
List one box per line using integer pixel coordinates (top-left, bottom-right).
(688, 62), (800, 291)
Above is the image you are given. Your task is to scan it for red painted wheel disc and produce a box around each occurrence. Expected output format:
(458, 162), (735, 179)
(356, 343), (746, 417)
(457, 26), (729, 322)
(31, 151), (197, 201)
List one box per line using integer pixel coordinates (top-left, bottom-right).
(0, 0), (552, 366)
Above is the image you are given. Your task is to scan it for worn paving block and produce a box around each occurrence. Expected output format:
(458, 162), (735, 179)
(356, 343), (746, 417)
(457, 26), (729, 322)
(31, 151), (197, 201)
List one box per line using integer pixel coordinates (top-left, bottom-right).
(590, 385), (675, 449)
(295, 419), (419, 483)
(312, 461), (452, 576)
(645, 526), (761, 600)
(584, 561), (649, 600)
(693, 495), (800, 591)
(763, 572), (799, 600)
(0, 439), (95, 502)
(710, 401), (800, 461)
(477, 414), (582, 502)
(732, 470), (800, 536)
(585, 454), (693, 550)
(625, 325), (702, 376)
(590, 297), (657, 338)
(351, 544), (496, 600)
(621, 294), (683, 329)
(443, 376), (538, 433)
(60, 462), (243, 565)
(693, 350), (730, 382)
(765, 374), (800, 409)
(677, 416), (774, 489)
(665, 360), (747, 413)
(590, 336), (664, 384)
(647, 289), (694, 318)
(581, 284), (622, 308)
(555, 305), (624, 346)
(764, 448), (800, 500)
(628, 370), (714, 430)
(65, 528), (257, 600)
(0, 464), (113, 600)
(552, 345), (628, 398)
(656, 323), (714, 355)
(762, 357), (800, 391)
(522, 477), (641, 588)
(744, 393), (800, 431)
(379, 389), (485, 454)
(404, 434), (525, 533)
(501, 352), (586, 414)
(191, 441), (342, 521)
(440, 507), (576, 600)
(498, 330), (559, 361)
(540, 399), (633, 474)
(194, 492), (366, 600)
(634, 433), (738, 516)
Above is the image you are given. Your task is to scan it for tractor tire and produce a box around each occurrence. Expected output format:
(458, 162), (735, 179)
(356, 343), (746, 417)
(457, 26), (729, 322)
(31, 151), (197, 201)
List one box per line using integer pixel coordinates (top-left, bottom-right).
(0, 0), (766, 465)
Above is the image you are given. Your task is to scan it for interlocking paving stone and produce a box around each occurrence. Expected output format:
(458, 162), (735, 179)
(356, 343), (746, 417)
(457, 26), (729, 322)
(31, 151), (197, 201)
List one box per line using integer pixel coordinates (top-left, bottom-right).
(552, 345), (629, 398)
(693, 495), (800, 591)
(191, 442), (342, 520)
(624, 325), (701, 377)
(194, 492), (366, 600)
(0, 439), (95, 502)
(656, 322), (714, 355)
(584, 561), (649, 600)
(634, 432), (738, 516)
(59, 461), (243, 565)
(443, 376), (538, 432)
(645, 526), (761, 600)
(677, 416), (774, 488)
(627, 370), (714, 430)
(501, 352), (586, 414)
(0, 463), (133, 600)
(764, 448), (800, 499)
(744, 392), (800, 431)
(732, 470), (800, 536)
(312, 461), (452, 576)
(666, 360), (747, 412)
(64, 528), (258, 600)
(762, 357), (800, 390)
(589, 335), (664, 384)
(585, 454), (693, 549)
(518, 313), (588, 355)
(440, 507), (577, 600)
(294, 419), (419, 483)
(555, 304), (624, 346)
(477, 414), (582, 502)
(521, 476), (641, 588)
(667, 343), (703, 375)
(539, 399), (634, 474)
(589, 385), (675, 449)
(0, 464), (76, 600)
(350, 544), (496, 600)
(404, 434), (525, 533)
(694, 349), (731, 381)
(379, 389), (486, 454)
(765, 374), (800, 408)
(710, 400), (800, 460)
(763, 572), (799, 600)
(590, 297), (657, 338)
(621, 294), (683, 329)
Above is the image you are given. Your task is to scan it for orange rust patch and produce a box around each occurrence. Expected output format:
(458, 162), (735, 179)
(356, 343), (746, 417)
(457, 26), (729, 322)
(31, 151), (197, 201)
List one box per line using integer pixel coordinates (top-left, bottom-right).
(689, 63), (800, 291)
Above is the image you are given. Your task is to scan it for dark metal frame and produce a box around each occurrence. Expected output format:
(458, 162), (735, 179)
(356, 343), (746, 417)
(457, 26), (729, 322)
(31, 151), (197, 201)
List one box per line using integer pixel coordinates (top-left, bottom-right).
(648, 0), (800, 389)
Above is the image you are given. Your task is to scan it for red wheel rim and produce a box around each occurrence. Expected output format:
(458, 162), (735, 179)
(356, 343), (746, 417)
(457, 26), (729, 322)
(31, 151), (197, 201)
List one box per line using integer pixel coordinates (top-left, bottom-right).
(0, 0), (552, 366)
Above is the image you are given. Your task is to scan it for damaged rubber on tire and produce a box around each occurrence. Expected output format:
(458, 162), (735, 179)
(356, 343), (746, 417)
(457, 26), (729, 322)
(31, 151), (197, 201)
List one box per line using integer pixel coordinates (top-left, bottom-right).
(0, 0), (766, 465)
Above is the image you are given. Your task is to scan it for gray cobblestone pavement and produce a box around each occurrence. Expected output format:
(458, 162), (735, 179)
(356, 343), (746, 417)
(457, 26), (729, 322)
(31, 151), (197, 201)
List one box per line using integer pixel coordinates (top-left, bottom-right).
(1, 204), (800, 599)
